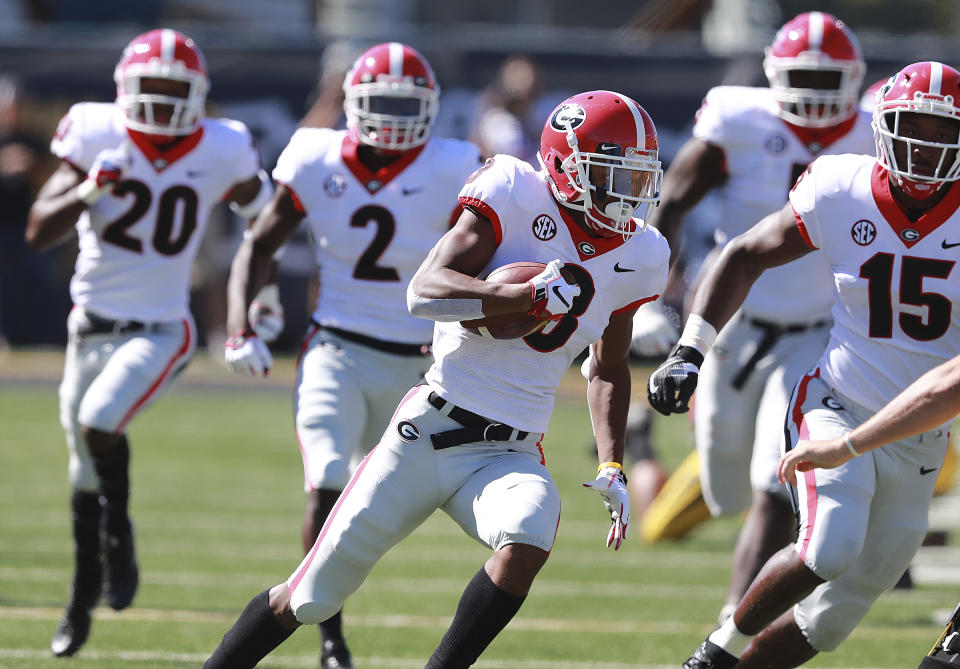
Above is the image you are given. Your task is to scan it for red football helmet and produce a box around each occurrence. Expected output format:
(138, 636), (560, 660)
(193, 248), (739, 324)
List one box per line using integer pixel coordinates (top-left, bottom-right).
(763, 12), (864, 128)
(342, 42), (439, 151)
(538, 90), (661, 238)
(113, 29), (208, 136)
(873, 61), (960, 199)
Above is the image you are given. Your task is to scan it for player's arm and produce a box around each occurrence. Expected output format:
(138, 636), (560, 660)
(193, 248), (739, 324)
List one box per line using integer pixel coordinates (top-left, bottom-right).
(226, 184), (300, 336)
(648, 202), (814, 415)
(226, 171), (284, 343)
(581, 307), (636, 550)
(25, 161), (88, 251)
(689, 201), (812, 330)
(779, 354), (960, 484)
(407, 207), (532, 320)
(223, 184), (302, 377)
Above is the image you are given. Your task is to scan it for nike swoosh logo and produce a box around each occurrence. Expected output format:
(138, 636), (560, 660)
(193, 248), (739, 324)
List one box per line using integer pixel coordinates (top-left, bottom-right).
(942, 240), (960, 249)
(613, 262), (634, 273)
(551, 285), (570, 308)
(402, 187), (423, 196)
(920, 466), (938, 475)
(186, 170), (206, 178)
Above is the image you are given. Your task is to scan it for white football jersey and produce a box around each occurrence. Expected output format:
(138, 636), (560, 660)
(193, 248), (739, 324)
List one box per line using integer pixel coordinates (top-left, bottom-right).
(694, 86), (875, 322)
(790, 153), (960, 412)
(52, 102), (260, 322)
(426, 155), (670, 433)
(273, 129), (482, 345)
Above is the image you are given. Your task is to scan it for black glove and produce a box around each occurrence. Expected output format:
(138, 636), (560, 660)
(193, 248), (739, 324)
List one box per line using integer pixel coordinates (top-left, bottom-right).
(647, 345), (704, 416)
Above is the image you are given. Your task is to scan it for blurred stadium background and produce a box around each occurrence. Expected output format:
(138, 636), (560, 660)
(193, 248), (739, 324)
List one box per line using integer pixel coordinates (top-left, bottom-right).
(3, 0), (960, 350)
(2, 1), (960, 667)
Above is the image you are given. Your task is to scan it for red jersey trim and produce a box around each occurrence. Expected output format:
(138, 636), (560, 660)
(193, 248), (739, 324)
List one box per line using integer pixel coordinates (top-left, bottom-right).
(127, 127), (204, 172)
(613, 294), (659, 316)
(783, 115), (858, 154)
(553, 203), (632, 260)
(278, 181), (307, 214)
(340, 134), (425, 194)
(459, 196), (503, 244)
(115, 319), (193, 433)
(794, 207), (818, 249)
(870, 163), (960, 249)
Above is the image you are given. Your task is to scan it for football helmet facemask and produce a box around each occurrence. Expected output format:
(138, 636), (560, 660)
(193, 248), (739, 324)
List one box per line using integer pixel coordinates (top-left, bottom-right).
(114, 28), (208, 136)
(538, 90), (662, 238)
(343, 42), (439, 151)
(873, 61), (960, 199)
(763, 12), (864, 128)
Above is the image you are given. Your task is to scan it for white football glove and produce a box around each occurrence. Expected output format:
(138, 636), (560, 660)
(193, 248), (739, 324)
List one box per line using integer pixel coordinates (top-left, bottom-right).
(77, 145), (132, 205)
(582, 466), (631, 550)
(527, 259), (580, 321)
(631, 300), (678, 357)
(248, 284), (285, 343)
(224, 329), (273, 377)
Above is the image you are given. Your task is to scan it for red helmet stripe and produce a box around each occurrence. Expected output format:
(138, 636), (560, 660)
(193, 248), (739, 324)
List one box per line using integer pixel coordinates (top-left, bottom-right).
(389, 42), (404, 78)
(161, 28), (175, 61)
(611, 91), (644, 148)
(808, 11), (824, 51)
(931, 61), (943, 95)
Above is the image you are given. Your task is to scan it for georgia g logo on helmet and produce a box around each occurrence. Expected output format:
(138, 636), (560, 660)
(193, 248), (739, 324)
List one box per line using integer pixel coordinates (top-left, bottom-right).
(550, 104), (586, 132)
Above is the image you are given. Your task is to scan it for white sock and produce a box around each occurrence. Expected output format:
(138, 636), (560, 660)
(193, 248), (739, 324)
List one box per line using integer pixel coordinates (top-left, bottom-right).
(708, 616), (752, 657)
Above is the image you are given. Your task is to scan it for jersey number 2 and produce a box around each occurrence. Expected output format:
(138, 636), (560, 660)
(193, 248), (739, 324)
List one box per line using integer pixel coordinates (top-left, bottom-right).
(861, 252), (954, 340)
(350, 205), (399, 281)
(102, 179), (198, 255)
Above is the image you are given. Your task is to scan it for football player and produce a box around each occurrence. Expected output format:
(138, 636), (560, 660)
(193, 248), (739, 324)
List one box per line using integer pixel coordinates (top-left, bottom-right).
(636, 11), (874, 623)
(221, 42), (482, 668)
(25, 29), (272, 657)
(649, 60), (960, 668)
(775, 353), (960, 669)
(205, 89), (669, 667)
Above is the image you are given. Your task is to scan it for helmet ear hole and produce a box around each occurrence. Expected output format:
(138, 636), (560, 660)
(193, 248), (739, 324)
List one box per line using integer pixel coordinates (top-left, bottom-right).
(554, 156), (563, 172)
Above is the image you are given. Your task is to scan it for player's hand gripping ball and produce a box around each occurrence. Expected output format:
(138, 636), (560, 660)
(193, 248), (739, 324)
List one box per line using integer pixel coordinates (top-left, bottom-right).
(460, 261), (575, 339)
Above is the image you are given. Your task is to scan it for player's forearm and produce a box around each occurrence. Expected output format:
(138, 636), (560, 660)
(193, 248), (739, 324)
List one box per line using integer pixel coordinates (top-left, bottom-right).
(848, 357), (960, 453)
(25, 193), (85, 252)
(686, 240), (760, 336)
(226, 239), (273, 334)
(585, 359), (630, 466)
(409, 266), (529, 318)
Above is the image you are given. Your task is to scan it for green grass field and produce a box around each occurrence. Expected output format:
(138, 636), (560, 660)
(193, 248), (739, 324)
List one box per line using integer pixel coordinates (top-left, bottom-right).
(1, 349), (958, 668)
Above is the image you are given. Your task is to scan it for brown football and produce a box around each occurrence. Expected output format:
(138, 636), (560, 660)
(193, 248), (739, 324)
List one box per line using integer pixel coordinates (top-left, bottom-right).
(460, 261), (550, 339)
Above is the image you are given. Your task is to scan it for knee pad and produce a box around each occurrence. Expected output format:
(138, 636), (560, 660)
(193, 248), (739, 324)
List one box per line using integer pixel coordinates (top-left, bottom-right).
(698, 445), (752, 516)
(795, 577), (882, 651)
(802, 533), (864, 581)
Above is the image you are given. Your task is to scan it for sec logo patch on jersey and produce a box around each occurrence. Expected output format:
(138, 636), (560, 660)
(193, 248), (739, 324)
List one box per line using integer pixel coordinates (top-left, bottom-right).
(532, 214), (557, 240)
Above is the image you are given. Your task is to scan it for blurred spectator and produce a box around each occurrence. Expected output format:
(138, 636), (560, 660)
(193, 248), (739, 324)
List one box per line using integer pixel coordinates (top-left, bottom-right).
(0, 74), (61, 345)
(469, 54), (544, 163)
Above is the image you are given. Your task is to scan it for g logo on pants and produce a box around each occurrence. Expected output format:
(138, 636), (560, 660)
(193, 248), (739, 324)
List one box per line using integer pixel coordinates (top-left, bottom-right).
(397, 421), (421, 442)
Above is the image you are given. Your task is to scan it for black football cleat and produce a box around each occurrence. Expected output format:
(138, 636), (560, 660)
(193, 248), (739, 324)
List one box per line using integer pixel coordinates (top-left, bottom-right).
(682, 638), (738, 669)
(321, 638), (355, 669)
(50, 602), (93, 657)
(103, 523), (139, 611)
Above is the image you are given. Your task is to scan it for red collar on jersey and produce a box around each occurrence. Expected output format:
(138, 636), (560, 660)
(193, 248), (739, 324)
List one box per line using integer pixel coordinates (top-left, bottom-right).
(552, 189), (632, 261)
(871, 162), (960, 248)
(127, 127), (204, 172)
(341, 135), (425, 194)
(783, 115), (858, 154)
